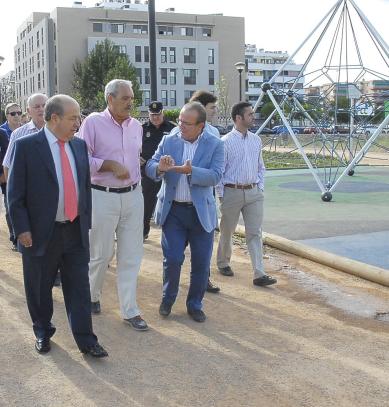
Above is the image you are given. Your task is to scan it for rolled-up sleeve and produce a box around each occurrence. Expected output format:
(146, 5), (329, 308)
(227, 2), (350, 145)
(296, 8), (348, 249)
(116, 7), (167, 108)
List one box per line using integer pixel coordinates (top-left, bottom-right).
(78, 117), (104, 176)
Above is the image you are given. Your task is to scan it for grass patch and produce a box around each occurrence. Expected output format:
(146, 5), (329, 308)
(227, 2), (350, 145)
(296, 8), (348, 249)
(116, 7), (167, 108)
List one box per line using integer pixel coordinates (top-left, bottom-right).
(263, 150), (342, 169)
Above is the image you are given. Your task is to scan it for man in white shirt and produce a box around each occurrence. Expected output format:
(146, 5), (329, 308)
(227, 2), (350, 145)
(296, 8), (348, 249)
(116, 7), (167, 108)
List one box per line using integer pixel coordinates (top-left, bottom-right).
(217, 102), (277, 287)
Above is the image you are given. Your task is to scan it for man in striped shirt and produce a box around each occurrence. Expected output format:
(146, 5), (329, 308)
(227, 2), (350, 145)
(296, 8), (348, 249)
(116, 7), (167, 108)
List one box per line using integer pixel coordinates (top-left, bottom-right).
(216, 102), (277, 286)
(3, 93), (47, 179)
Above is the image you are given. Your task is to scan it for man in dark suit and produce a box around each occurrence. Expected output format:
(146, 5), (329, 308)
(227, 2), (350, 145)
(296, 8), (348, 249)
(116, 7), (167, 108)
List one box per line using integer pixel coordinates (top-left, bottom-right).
(7, 95), (108, 357)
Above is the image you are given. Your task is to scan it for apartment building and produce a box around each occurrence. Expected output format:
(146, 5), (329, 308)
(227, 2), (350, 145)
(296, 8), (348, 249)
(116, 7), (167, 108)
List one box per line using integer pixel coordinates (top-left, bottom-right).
(14, 0), (245, 112)
(245, 44), (304, 105)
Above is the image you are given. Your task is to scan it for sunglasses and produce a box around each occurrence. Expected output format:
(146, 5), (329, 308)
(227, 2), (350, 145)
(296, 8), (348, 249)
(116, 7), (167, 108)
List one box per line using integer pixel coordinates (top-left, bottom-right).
(8, 111), (22, 116)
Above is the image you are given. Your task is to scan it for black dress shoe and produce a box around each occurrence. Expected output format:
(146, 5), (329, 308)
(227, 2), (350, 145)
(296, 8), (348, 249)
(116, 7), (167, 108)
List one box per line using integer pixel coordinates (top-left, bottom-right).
(218, 266), (234, 276)
(206, 280), (220, 293)
(35, 338), (51, 354)
(253, 275), (277, 286)
(187, 309), (206, 323)
(80, 343), (108, 358)
(159, 302), (172, 317)
(91, 301), (101, 314)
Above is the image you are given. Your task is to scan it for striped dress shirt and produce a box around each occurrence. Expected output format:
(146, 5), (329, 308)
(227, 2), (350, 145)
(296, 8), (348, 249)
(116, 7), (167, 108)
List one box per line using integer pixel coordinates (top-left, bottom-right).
(3, 121), (40, 169)
(216, 127), (265, 197)
(174, 132), (202, 202)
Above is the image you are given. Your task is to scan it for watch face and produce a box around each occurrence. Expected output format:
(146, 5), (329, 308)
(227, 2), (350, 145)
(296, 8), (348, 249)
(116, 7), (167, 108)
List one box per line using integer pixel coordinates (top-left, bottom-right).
(146, 132), (151, 138)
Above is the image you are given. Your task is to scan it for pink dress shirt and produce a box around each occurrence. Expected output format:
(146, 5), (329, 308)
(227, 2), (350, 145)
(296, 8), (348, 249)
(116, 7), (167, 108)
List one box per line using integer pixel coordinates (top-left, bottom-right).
(78, 108), (142, 187)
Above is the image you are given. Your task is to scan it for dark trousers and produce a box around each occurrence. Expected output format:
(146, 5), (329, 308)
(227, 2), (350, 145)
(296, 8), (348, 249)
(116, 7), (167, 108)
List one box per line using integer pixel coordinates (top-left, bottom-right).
(1, 186), (16, 245)
(142, 176), (161, 237)
(22, 219), (97, 349)
(161, 204), (214, 311)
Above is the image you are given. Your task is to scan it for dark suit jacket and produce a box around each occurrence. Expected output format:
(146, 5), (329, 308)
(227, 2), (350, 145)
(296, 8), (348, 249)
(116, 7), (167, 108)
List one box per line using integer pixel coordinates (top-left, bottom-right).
(7, 128), (92, 256)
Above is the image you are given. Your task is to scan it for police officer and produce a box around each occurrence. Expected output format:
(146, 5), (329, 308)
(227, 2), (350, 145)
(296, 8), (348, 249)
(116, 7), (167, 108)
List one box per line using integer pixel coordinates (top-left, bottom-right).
(141, 101), (176, 240)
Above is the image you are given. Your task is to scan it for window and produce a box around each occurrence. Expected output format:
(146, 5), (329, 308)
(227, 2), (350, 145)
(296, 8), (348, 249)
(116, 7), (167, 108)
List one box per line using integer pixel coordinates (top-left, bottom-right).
(41, 49), (44, 66)
(184, 90), (195, 103)
(135, 46), (142, 62)
(202, 28), (211, 37)
(184, 48), (196, 63)
(36, 31), (40, 47)
(41, 27), (44, 43)
(37, 52), (40, 68)
(93, 22), (103, 32)
(42, 71), (45, 88)
(29, 58), (32, 74)
(136, 68), (142, 84)
(209, 70), (215, 86)
(144, 46), (149, 63)
(184, 69), (196, 85)
(170, 69), (176, 85)
(181, 27), (193, 36)
(143, 90), (150, 106)
(17, 48), (20, 62)
(37, 73), (41, 90)
(158, 26), (173, 35)
(111, 24), (125, 34)
(170, 90), (176, 106)
(133, 24), (148, 34)
(114, 45), (127, 54)
(161, 68), (167, 85)
(169, 47), (176, 63)
(161, 47), (167, 63)
(208, 49), (214, 64)
(161, 90), (168, 106)
(145, 68), (150, 85)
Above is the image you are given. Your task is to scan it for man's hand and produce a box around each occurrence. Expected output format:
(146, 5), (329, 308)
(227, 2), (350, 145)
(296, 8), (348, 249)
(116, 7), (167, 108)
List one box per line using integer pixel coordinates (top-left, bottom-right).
(112, 162), (130, 180)
(0, 173), (5, 184)
(18, 232), (32, 248)
(173, 159), (192, 175)
(158, 155), (175, 173)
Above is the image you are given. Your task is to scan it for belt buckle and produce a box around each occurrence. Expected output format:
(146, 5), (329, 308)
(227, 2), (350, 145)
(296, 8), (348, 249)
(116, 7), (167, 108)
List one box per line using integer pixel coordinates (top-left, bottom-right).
(105, 186), (110, 192)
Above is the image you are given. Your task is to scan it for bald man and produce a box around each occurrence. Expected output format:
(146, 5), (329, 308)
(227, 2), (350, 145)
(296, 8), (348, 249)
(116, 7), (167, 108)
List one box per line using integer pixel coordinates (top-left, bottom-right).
(7, 94), (108, 357)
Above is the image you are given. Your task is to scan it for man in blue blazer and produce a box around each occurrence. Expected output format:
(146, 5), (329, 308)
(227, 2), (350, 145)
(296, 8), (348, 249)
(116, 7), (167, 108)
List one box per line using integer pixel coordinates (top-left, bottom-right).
(146, 102), (224, 322)
(7, 95), (107, 357)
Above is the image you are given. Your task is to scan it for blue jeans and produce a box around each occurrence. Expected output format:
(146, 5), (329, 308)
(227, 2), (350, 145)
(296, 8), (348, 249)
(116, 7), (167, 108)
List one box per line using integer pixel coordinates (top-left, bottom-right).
(161, 204), (214, 311)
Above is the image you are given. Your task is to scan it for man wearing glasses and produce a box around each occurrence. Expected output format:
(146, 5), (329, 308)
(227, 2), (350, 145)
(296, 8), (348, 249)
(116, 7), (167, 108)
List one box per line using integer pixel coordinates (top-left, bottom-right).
(0, 103), (22, 140)
(141, 101), (175, 241)
(146, 102), (224, 323)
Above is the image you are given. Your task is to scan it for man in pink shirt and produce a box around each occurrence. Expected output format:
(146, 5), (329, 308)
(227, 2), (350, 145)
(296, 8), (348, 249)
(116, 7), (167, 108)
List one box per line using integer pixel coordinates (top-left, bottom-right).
(78, 79), (148, 331)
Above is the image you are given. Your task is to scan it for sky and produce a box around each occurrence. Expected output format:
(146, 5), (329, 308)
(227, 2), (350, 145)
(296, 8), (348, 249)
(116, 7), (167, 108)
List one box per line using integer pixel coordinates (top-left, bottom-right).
(0, 0), (388, 75)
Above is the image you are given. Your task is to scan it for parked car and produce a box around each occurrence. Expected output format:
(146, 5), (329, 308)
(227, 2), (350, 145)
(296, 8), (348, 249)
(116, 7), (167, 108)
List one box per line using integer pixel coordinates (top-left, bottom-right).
(213, 125), (228, 135)
(250, 126), (274, 134)
(272, 125), (301, 135)
(355, 125), (380, 136)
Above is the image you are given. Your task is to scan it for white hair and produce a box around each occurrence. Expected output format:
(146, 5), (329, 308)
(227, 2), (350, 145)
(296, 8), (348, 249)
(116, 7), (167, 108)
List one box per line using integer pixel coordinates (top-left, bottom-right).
(104, 79), (133, 102)
(27, 93), (47, 107)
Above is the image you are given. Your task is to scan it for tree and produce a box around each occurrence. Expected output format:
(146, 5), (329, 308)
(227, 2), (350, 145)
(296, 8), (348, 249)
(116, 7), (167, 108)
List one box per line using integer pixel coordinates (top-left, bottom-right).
(72, 39), (141, 112)
(215, 75), (232, 126)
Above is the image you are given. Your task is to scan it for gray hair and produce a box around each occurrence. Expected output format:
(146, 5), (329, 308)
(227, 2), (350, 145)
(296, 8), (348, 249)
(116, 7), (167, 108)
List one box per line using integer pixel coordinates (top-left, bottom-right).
(44, 94), (79, 122)
(104, 79), (133, 102)
(5, 102), (21, 115)
(27, 93), (47, 107)
(181, 101), (207, 124)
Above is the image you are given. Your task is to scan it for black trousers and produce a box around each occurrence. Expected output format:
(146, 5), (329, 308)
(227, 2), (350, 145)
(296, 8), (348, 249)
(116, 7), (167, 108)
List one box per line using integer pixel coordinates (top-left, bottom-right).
(22, 219), (97, 349)
(142, 176), (161, 237)
(1, 185), (16, 245)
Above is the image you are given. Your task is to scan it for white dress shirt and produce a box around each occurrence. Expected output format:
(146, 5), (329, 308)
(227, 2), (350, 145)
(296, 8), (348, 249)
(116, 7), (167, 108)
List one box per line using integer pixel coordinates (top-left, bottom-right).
(45, 127), (79, 221)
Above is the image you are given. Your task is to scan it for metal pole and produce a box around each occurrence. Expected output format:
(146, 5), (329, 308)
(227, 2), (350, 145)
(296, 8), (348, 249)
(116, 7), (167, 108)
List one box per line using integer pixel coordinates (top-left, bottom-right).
(239, 71), (242, 101)
(148, 0), (158, 101)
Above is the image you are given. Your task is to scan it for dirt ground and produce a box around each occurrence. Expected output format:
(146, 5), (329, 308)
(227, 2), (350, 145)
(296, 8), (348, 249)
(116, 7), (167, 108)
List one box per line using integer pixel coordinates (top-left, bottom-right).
(1, 217), (389, 407)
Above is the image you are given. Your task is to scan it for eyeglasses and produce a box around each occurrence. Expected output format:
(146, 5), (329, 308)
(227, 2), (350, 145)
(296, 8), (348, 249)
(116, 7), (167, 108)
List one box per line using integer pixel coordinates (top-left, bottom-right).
(8, 111), (22, 116)
(178, 120), (199, 127)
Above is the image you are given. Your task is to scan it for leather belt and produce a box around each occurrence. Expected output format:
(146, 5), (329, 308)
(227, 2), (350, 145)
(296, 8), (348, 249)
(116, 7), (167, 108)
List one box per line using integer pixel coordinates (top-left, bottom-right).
(92, 183), (138, 193)
(55, 216), (79, 225)
(173, 201), (194, 207)
(224, 183), (257, 190)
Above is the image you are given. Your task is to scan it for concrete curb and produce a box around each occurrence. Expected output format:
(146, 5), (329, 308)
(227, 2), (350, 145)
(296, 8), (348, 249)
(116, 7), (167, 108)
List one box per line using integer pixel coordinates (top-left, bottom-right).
(234, 225), (389, 287)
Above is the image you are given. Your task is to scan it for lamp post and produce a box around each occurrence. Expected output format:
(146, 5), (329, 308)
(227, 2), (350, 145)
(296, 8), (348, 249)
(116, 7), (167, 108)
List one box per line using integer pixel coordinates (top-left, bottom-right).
(234, 61), (245, 101)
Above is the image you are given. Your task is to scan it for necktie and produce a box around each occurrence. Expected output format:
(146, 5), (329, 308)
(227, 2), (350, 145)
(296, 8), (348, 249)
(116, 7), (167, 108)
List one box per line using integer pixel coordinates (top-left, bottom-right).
(58, 140), (78, 221)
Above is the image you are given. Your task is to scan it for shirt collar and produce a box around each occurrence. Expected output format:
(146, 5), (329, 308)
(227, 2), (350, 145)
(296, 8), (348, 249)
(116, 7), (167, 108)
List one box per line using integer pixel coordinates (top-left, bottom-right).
(178, 130), (203, 145)
(104, 108), (132, 127)
(27, 120), (40, 131)
(44, 125), (60, 146)
(232, 126), (249, 138)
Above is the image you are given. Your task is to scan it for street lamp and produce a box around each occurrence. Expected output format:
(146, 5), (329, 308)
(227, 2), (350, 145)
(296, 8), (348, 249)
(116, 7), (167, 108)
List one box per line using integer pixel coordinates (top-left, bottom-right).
(235, 61), (245, 101)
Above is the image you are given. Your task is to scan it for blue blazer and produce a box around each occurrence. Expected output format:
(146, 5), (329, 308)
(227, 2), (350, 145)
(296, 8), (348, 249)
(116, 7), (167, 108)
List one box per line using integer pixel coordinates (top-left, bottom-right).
(7, 128), (92, 256)
(146, 129), (224, 232)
